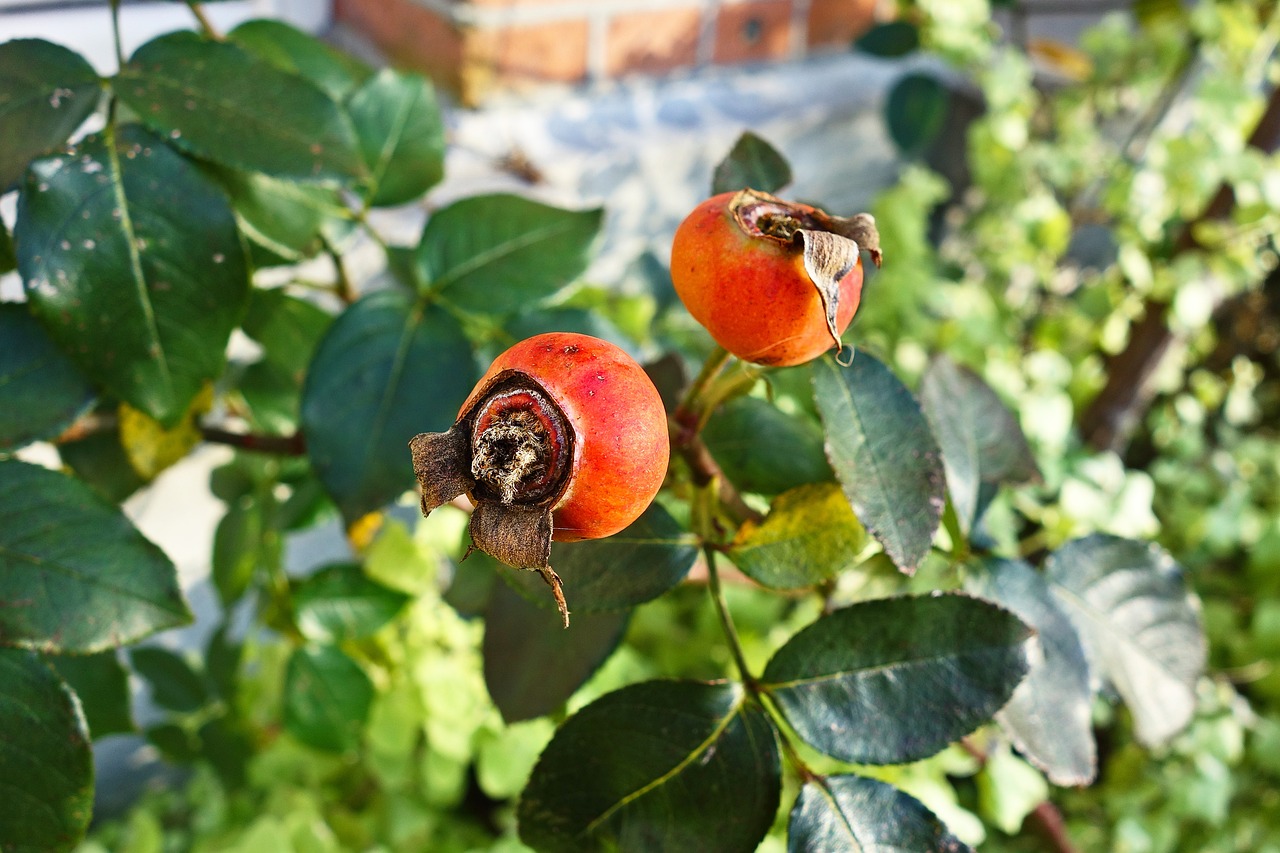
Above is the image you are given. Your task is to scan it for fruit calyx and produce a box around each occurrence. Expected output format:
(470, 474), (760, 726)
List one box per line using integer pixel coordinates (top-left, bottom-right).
(729, 188), (883, 358)
(409, 370), (574, 625)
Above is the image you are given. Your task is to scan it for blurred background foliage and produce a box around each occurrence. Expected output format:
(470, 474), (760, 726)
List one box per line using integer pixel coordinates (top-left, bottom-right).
(71, 0), (1280, 850)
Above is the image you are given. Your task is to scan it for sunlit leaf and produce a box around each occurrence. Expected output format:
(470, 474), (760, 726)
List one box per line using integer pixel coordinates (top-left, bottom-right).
(348, 69), (445, 206)
(228, 18), (371, 101)
(788, 774), (971, 852)
(283, 644), (374, 753)
(711, 131), (792, 195)
(730, 483), (867, 589)
(293, 562), (411, 643)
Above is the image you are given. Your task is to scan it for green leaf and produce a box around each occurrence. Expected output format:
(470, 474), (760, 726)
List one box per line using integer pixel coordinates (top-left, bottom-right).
(966, 558), (1096, 786)
(518, 680), (780, 853)
(418, 194), (603, 314)
(854, 21), (922, 58)
(211, 491), (279, 608)
(348, 69), (445, 206)
(0, 459), (190, 653)
(0, 304), (95, 450)
(117, 31), (363, 182)
(228, 18), (371, 101)
(788, 775), (971, 853)
(0, 39), (101, 191)
(238, 288), (333, 433)
(0, 649), (93, 852)
(711, 131), (792, 195)
(812, 352), (946, 574)
(56, 423), (146, 503)
(703, 396), (832, 496)
(976, 744), (1049, 835)
(920, 356), (1039, 534)
(46, 651), (133, 738)
(503, 503), (697, 612)
(215, 168), (344, 262)
(1046, 535), (1205, 746)
(293, 562), (411, 643)
(886, 73), (948, 156)
(760, 593), (1033, 765)
(1, 212), (16, 273)
(301, 289), (477, 522)
(130, 646), (209, 713)
(730, 483), (867, 590)
(483, 579), (630, 723)
(16, 125), (250, 426)
(283, 644), (374, 753)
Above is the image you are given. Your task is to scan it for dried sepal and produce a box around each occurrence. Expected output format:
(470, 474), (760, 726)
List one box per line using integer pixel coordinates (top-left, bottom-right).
(409, 426), (475, 515)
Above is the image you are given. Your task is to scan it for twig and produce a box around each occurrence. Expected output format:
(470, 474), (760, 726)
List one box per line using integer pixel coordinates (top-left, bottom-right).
(669, 417), (764, 525)
(184, 0), (222, 40)
(200, 426), (307, 456)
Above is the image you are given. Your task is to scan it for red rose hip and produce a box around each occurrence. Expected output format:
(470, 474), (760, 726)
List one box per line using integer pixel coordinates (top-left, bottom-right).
(670, 188), (882, 366)
(410, 332), (669, 625)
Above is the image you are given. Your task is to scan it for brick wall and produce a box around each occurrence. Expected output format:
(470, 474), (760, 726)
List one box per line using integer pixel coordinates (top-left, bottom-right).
(335, 0), (878, 104)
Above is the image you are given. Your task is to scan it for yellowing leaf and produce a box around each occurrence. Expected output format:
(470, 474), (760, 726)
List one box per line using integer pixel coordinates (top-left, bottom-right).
(1027, 38), (1093, 83)
(346, 509), (386, 554)
(730, 482), (868, 589)
(118, 384), (213, 480)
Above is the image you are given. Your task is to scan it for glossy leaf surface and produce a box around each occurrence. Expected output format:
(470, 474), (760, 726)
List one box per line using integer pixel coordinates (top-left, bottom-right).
(228, 18), (370, 100)
(348, 68), (445, 206)
(788, 775), (971, 853)
(518, 680), (779, 853)
(0, 459), (190, 653)
(761, 593), (1033, 764)
(0, 304), (94, 450)
(711, 130), (793, 195)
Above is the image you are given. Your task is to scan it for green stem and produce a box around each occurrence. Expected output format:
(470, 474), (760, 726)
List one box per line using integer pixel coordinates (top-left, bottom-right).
(704, 546), (755, 686)
(185, 0), (222, 40)
(676, 345), (732, 426)
(109, 0), (125, 68)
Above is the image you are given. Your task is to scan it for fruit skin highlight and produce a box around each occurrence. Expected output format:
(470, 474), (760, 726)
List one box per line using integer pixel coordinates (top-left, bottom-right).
(670, 188), (882, 367)
(410, 332), (669, 625)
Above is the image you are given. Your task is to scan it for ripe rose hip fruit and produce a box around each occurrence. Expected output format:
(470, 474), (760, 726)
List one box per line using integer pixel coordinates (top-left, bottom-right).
(671, 188), (882, 366)
(410, 332), (669, 626)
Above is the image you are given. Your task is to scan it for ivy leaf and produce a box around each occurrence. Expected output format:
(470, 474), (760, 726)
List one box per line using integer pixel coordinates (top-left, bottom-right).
(293, 562), (411, 643)
(518, 680), (780, 852)
(760, 593), (1033, 765)
(46, 650), (133, 739)
(967, 558), (1096, 786)
(483, 579), (630, 723)
(283, 644), (374, 753)
(0, 39), (101, 191)
(0, 649), (93, 852)
(711, 131), (792, 195)
(418, 194), (603, 314)
(0, 304), (95, 450)
(503, 503), (697, 612)
(130, 646), (209, 713)
(730, 483), (867, 590)
(347, 69), (445, 206)
(301, 289), (476, 522)
(228, 18), (371, 101)
(702, 396), (832, 496)
(16, 125), (250, 426)
(920, 356), (1039, 534)
(0, 459), (190, 653)
(812, 352), (946, 574)
(1046, 535), (1205, 746)
(788, 775), (972, 853)
(117, 31), (363, 182)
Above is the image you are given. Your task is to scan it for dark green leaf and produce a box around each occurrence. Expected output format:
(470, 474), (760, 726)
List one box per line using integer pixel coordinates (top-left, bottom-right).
(301, 289), (477, 522)
(518, 680), (780, 853)
(703, 396), (832, 496)
(812, 352), (945, 574)
(920, 356), (1039, 534)
(197, 716), (254, 787)
(483, 579), (630, 723)
(348, 69), (445, 206)
(215, 168), (344, 261)
(730, 483), (867, 589)
(854, 21), (922, 57)
(0, 39), (100, 191)
(504, 503), (697, 612)
(228, 18), (371, 100)
(0, 304), (95, 450)
(760, 593), (1033, 765)
(211, 492), (278, 608)
(967, 558), (1096, 785)
(45, 651), (133, 738)
(0, 649), (93, 851)
(293, 562), (411, 643)
(205, 622), (242, 704)
(131, 646), (208, 713)
(711, 131), (792, 195)
(886, 73), (948, 156)
(239, 288), (333, 433)
(283, 644), (374, 753)
(56, 423), (146, 503)
(145, 723), (200, 763)
(0, 459), (190, 653)
(1046, 535), (1205, 746)
(418, 194), (603, 314)
(16, 125), (250, 426)
(788, 775), (971, 853)
(118, 31), (363, 182)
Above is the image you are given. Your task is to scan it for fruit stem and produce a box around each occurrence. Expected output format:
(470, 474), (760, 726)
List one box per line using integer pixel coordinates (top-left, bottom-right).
(704, 546), (755, 686)
(676, 345), (732, 426)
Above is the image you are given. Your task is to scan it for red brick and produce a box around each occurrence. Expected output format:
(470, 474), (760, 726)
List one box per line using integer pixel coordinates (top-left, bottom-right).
(466, 19), (590, 89)
(606, 8), (702, 77)
(714, 0), (794, 65)
(334, 0), (465, 93)
(807, 0), (877, 49)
